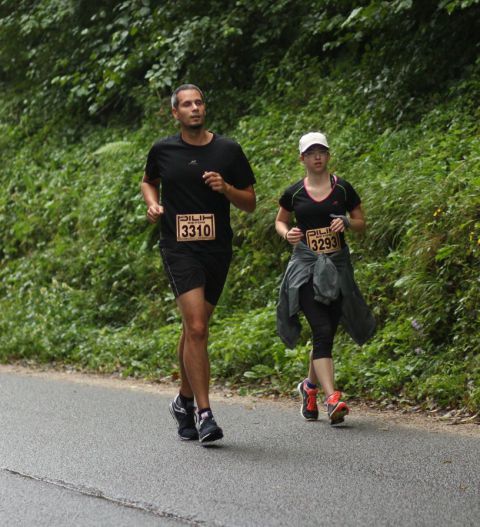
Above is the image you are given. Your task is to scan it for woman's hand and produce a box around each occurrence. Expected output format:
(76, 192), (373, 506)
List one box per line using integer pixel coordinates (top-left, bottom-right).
(285, 226), (304, 245)
(276, 207), (304, 245)
(329, 214), (349, 232)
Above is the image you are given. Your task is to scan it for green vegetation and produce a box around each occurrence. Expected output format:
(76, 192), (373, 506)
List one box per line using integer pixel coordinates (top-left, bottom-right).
(1, 1), (479, 411)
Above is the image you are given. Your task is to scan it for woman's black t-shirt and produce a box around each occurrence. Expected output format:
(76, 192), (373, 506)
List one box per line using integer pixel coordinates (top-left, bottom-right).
(279, 175), (361, 249)
(144, 133), (255, 252)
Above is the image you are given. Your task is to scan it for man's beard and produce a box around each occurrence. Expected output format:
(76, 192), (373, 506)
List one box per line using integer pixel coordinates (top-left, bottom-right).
(187, 122), (203, 130)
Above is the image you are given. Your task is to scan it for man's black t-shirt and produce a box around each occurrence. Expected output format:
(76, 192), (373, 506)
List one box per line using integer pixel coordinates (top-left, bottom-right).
(279, 175), (361, 249)
(145, 133), (255, 252)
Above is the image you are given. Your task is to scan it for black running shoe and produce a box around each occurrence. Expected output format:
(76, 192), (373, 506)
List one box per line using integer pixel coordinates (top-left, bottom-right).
(198, 411), (223, 444)
(169, 394), (198, 440)
(297, 380), (319, 421)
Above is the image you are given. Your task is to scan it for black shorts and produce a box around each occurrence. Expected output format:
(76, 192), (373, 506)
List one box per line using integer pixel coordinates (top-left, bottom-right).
(160, 246), (232, 305)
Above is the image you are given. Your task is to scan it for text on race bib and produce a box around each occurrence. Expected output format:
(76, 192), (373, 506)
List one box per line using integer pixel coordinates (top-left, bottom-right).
(305, 227), (341, 254)
(176, 213), (216, 241)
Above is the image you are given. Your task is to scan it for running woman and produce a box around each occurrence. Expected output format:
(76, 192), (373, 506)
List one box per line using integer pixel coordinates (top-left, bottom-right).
(142, 84), (256, 443)
(275, 132), (375, 425)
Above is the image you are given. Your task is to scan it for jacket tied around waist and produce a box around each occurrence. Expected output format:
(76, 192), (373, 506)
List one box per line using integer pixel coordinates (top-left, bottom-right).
(276, 242), (376, 349)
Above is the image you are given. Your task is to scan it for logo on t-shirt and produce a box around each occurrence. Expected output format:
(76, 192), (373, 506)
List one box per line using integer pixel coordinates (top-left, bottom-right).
(188, 159), (198, 166)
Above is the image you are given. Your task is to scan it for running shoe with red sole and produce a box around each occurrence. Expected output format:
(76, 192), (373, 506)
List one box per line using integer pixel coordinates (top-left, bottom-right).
(325, 391), (349, 425)
(297, 380), (319, 421)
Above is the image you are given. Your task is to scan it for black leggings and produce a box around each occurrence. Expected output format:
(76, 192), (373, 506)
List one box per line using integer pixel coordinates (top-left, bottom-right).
(298, 279), (342, 359)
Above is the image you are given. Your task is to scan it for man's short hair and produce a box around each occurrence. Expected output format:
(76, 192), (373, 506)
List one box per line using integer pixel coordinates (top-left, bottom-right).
(171, 84), (205, 108)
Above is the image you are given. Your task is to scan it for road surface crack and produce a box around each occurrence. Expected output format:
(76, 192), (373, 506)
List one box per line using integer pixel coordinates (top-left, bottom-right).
(2, 466), (215, 526)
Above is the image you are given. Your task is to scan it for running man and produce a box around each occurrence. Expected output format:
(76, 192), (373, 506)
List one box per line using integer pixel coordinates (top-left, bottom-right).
(141, 84), (256, 443)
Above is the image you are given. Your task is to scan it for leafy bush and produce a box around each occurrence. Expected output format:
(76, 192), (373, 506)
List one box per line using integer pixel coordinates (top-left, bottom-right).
(1, 1), (479, 411)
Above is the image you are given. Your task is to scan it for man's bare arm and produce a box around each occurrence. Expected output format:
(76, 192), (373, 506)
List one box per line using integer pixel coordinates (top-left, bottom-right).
(141, 175), (164, 223)
(202, 171), (256, 213)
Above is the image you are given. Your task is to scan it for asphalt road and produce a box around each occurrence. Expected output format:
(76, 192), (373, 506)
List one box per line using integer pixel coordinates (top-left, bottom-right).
(0, 369), (479, 526)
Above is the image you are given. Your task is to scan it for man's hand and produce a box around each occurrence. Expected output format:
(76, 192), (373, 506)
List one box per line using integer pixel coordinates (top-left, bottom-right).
(203, 171), (229, 194)
(146, 203), (164, 223)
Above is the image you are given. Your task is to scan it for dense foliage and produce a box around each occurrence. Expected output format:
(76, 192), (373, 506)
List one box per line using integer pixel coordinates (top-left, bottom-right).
(1, 0), (479, 410)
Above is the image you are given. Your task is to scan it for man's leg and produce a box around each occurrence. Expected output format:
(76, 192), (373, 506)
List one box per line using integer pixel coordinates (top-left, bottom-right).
(176, 330), (191, 397)
(168, 288), (216, 441)
(175, 287), (223, 443)
(176, 297), (215, 404)
(175, 287), (215, 411)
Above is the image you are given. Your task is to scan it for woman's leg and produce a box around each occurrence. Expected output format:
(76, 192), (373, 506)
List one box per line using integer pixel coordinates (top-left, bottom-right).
(299, 279), (342, 397)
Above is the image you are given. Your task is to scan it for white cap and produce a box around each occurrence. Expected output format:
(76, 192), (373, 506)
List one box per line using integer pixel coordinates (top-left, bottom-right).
(299, 132), (329, 154)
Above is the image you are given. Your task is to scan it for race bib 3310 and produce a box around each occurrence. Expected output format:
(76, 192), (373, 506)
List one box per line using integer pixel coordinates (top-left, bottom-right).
(176, 213), (216, 241)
